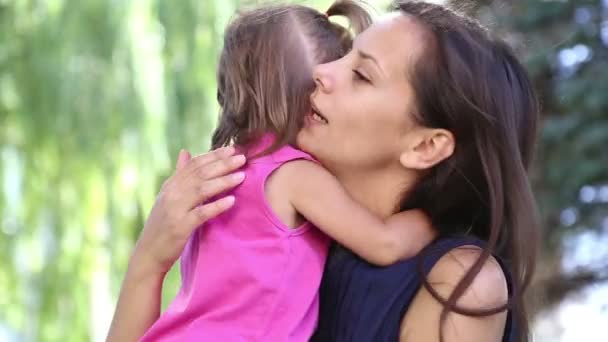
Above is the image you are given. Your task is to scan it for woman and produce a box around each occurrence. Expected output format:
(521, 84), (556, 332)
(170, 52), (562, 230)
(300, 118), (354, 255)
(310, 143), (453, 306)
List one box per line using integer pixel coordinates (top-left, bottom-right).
(305, 2), (539, 341)
(108, 1), (539, 341)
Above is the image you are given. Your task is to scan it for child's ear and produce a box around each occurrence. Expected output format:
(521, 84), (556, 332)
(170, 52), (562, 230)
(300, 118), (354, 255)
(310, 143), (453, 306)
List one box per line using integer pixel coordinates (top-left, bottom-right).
(399, 128), (455, 170)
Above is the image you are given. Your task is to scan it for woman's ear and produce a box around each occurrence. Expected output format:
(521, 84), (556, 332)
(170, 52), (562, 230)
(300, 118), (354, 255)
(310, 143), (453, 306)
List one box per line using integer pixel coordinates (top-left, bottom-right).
(399, 128), (455, 170)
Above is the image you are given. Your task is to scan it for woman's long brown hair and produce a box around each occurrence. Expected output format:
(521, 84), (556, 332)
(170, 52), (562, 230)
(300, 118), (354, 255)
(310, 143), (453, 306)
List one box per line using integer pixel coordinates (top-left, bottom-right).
(395, 1), (540, 341)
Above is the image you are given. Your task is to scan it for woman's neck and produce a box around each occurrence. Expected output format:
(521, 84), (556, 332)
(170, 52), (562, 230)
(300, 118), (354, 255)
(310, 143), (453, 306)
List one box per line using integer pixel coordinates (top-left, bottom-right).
(332, 164), (417, 220)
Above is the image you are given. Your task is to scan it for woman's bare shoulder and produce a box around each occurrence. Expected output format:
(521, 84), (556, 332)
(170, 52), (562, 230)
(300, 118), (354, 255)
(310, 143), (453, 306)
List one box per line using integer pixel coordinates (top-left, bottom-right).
(427, 245), (508, 309)
(399, 245), (509, 341)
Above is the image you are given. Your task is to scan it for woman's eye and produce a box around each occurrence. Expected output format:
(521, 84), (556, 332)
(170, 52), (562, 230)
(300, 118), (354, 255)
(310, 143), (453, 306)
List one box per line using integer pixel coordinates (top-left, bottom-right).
(352, 70), (371, 83)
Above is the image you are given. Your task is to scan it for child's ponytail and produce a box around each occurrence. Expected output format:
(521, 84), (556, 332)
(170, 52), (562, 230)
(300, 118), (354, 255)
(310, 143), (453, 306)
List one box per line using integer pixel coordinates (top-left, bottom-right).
(326, 0), (373, 52)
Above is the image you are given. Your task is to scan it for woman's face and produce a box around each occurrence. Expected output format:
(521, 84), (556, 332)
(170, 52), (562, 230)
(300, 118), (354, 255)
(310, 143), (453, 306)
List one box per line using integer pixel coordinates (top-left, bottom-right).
(297, 14), (429, 172)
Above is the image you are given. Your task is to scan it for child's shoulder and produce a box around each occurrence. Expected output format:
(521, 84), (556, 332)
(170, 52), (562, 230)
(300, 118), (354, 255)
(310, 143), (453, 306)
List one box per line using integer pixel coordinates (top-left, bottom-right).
(264, 158), (327, 209)
(244, 144), (324, 191)
(266, 158), (330, 192)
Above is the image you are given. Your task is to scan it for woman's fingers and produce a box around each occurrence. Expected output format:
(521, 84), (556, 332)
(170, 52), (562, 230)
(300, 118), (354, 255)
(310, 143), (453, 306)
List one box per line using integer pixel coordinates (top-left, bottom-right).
(189, 153), (246, 182)
(184, 146), (237, 174)
(166, 146), (246, 218)
(167, 146), (242, 196)
(184, 171), (246, 209)
(176, 149), (192, 171)
(186, 196), (236, 228)
(130, 146), (244, 278)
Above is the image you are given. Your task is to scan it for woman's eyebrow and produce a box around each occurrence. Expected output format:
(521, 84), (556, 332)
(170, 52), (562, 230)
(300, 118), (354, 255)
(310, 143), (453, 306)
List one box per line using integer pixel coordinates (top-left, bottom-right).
(357, 49), (385, 77)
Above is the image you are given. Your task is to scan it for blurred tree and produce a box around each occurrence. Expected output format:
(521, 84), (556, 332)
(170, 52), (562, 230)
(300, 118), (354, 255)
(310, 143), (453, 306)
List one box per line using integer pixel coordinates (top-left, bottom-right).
(0, 0), (239, 340)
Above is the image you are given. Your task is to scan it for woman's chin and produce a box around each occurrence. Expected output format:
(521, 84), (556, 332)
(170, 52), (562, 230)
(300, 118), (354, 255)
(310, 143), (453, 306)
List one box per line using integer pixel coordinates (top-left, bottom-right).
(296, 129), (319, 156)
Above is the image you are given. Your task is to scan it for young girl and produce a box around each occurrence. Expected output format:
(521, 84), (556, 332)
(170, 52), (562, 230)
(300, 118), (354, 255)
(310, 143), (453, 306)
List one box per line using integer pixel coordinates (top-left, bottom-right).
(141, 2), (434, 341)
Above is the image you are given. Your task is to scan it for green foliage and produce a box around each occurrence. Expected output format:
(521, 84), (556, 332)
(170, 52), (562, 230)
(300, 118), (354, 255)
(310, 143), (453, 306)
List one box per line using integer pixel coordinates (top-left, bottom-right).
(0, 0), (236, 340)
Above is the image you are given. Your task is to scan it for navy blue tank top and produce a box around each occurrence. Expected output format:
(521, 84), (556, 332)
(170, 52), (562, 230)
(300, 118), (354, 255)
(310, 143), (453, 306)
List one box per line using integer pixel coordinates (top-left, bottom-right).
(311, 237), (515, 342)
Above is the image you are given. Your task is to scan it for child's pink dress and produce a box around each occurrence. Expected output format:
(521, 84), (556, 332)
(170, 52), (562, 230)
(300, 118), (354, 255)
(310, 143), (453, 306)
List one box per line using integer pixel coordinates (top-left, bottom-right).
(141, 136), (331, 341)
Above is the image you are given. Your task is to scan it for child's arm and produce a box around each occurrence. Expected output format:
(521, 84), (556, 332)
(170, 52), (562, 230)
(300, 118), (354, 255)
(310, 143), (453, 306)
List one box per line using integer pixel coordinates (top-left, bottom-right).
(279, 160), (435, 266)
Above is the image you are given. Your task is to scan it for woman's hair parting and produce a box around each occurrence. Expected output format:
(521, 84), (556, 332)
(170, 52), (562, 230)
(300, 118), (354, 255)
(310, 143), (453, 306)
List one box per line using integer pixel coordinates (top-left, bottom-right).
(212, 0), (372, 155)
(394, 1), (540, 341)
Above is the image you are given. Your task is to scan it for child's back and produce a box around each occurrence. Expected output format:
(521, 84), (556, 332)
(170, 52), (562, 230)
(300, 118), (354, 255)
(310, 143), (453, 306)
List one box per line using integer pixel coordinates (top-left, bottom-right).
(141, 135), (330, 341)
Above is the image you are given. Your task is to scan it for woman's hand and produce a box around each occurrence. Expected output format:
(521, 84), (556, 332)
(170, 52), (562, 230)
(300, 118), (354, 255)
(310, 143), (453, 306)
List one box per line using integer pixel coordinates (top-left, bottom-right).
(107, 146), (246, 342)
(131, 146), (247, 278)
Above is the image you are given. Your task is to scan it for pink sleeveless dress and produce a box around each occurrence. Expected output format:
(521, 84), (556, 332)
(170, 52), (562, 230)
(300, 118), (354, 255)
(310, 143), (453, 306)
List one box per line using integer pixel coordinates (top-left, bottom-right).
(141, 135), (331, 341)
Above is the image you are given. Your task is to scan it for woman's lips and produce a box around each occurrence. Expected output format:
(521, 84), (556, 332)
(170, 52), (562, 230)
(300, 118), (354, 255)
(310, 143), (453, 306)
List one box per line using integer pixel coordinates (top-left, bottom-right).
(310, 103), (328, 124)
(311, 111), (328, 124)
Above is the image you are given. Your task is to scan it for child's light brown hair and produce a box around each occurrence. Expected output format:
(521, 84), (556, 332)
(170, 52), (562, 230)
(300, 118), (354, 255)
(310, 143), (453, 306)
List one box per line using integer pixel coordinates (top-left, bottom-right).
(212, 1), (372, 155)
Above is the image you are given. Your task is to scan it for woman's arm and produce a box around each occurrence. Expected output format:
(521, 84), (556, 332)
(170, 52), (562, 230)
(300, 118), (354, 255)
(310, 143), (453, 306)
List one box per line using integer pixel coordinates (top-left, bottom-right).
(106, 148), (246, 342)
(399, 247), (509, 342)
(274, 160), (434, 266)
(107, 254), (166, 342)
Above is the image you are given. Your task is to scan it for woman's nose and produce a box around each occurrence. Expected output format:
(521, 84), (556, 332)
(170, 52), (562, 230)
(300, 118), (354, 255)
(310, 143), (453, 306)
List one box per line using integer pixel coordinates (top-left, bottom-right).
(313, 63), (334, 93)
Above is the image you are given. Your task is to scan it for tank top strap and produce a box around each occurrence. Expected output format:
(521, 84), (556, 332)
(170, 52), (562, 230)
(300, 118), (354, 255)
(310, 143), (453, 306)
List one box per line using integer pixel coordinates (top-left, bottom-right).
(418, 236), (486, 275)
(243, 134), (317, 180)
(256, 145), (316, 165)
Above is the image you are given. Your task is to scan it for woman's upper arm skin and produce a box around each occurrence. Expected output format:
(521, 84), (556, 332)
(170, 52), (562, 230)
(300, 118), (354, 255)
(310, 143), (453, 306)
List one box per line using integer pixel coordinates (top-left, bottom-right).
(399, 246), (509, 342)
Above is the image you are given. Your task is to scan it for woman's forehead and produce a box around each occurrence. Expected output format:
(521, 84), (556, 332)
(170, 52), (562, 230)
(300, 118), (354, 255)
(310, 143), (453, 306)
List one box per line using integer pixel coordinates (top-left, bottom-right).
(356, 13), (428, 77)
